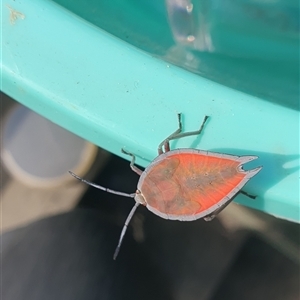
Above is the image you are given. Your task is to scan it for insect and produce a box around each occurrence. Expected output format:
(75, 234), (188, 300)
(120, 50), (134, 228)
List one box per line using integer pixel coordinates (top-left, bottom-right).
(69, 114), (262, 259)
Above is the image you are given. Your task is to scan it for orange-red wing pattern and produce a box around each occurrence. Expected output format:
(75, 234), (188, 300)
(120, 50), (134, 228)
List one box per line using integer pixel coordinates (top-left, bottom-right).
(140, 152), (250, 217)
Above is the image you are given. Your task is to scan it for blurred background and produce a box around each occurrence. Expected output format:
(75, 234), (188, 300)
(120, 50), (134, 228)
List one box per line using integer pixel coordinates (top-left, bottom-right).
(2, 0), (299, 299)
(1, 93), (299, 300)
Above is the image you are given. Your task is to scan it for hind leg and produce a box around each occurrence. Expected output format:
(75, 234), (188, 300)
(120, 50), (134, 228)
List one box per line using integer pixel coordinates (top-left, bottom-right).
(203, 199), (233, 221)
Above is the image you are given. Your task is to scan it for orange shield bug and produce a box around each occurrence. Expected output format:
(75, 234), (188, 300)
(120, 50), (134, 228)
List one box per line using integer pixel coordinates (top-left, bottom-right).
(70, 114), (262, 259)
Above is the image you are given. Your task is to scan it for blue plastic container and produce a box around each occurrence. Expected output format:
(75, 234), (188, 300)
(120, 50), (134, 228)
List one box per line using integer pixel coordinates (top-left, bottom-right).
(1, 0), (299, 221)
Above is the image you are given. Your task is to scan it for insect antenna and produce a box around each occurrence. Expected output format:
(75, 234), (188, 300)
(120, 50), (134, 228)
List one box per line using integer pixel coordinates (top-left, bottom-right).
(69, 171), (140, 259)
(113, 202), (140, 260)
(69, 171), (136, 198)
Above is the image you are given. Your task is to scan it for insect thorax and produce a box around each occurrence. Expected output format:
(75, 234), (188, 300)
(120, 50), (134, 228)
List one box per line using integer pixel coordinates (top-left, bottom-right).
(134, 190), (147, 206)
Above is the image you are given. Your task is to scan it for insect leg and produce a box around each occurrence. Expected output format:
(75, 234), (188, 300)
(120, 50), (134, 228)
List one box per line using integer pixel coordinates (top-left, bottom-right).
(203, 198), (233, 221)
(204, 190), (257, 221)
(121, 149), (143, 176)
(158, 115), (209, 154)
(171, 115), (209, 141)
(158, 113), (182, 154)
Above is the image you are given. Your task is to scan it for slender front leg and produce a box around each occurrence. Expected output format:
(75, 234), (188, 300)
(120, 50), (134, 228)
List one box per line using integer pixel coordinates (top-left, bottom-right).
(158, 113), (182, 155)
(121, 149), (143, 176)
(240, 190), (256, 199)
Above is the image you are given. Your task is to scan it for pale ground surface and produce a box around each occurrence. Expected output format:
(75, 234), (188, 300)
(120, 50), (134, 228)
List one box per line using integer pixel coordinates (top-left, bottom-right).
(1, 93), (109, 233)
(1, 177), (85, 232)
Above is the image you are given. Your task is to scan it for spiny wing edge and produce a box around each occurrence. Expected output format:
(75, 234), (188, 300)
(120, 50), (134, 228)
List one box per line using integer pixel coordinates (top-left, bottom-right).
(146, 164), (263, 221)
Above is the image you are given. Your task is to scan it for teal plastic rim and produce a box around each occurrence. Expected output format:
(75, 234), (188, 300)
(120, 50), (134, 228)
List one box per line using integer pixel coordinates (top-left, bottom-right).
(1, 0), (299, 222)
